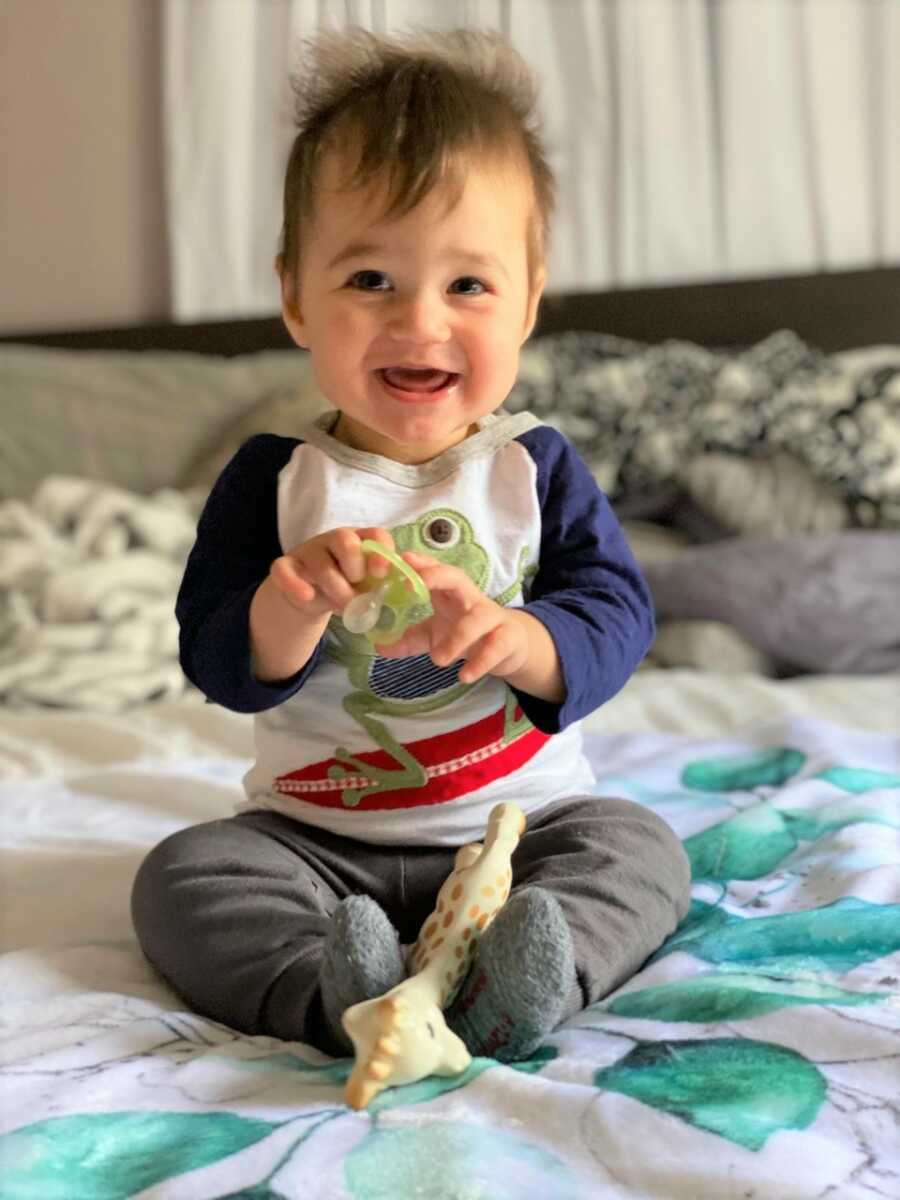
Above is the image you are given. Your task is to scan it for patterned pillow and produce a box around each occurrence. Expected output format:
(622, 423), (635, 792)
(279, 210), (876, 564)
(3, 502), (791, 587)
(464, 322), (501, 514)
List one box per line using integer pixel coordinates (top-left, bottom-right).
(508, 330), (900, 527)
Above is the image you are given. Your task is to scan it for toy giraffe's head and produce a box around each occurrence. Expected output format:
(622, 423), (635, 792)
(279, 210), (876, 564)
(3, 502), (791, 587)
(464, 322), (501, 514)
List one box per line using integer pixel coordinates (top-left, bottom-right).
(341, 802), (526, 1109)
(343, 976), (470, 1110)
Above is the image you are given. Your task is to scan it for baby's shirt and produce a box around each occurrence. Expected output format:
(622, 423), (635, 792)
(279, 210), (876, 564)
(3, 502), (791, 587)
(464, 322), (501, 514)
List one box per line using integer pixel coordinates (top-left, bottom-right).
(177, 410), (654, 845)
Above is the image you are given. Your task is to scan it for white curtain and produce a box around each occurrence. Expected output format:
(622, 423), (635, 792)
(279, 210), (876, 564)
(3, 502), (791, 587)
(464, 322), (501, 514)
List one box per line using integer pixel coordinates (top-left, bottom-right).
(163, 0), (900, 322)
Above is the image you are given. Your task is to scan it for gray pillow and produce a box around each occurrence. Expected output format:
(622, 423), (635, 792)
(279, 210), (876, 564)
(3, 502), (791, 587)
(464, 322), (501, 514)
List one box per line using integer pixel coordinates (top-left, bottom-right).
(645, 619), (776, 675)
(680, 452), (850, 537)
(0, 345), (311, 500)
(621, 519), (691, 562)
(179, 384), (330, 491)
(643, 531), (900, 674)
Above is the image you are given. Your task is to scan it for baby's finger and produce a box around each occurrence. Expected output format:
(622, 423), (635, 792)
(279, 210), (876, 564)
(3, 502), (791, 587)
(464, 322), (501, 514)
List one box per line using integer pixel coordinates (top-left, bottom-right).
(400, 550), (438, 570)
(270, 555), (317, 606)
(358, 527), (395, 578)
(327, 528), (368, 586)
(302, 543), (358, 610)
(458, 626), (521, 684)
(431, 605), (498, 667)
(408, 561), (480, 610)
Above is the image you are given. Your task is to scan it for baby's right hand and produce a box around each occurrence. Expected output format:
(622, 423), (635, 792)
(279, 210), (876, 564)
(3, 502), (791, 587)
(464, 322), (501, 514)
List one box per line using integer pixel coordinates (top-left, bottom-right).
(269, 527), (394, 619)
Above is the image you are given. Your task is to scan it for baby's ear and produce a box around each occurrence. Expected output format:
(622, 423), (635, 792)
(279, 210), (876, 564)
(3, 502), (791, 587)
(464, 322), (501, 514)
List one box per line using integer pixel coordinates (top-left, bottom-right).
(279, 264), (309, 349)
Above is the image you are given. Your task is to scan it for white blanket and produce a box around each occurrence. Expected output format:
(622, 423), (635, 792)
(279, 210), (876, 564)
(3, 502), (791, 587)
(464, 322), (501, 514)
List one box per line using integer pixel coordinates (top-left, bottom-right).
(1, 677), (898, 1199)
(0, 478), (203, 711)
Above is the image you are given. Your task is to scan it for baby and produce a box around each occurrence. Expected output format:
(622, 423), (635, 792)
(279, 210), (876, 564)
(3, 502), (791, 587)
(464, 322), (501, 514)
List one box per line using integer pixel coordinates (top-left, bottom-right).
(132, 27), (690, 1063)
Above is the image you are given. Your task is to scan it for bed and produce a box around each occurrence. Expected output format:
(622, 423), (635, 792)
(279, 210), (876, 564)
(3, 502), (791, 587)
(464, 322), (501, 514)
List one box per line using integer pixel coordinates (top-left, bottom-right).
(1, 268), (898, 1199)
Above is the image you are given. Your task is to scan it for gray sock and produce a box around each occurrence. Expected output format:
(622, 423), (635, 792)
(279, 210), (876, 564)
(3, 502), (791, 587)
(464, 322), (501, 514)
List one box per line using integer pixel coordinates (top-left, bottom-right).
(446, 886), (579, 1062)
(319, 894), (406, 1053)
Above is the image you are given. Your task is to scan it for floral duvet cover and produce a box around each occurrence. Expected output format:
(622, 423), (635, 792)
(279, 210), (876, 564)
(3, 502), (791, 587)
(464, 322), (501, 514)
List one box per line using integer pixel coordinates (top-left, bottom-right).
(1, 701), (898, 1200)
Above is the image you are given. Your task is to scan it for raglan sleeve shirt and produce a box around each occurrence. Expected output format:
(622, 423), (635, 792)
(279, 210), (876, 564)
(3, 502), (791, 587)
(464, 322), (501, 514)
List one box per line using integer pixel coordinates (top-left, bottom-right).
(509, 425), (655, 734)
(177, 423), (655, 733)
(176, 433), (320, 712)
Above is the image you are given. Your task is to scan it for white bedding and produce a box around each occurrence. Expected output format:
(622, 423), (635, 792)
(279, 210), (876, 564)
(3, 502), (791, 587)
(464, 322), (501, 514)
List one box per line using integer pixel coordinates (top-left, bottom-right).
(0, 477), (202, 712)
(1, 671), (898, 1199)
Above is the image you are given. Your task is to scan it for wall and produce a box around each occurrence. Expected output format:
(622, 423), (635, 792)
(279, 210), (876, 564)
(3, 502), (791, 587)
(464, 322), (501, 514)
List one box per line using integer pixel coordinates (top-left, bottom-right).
(0, 0), (168, 334)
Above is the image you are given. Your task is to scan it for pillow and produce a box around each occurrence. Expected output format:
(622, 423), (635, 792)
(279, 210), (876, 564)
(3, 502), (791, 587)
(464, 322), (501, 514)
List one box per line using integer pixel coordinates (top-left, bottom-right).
(679, 452), (850, 537)
(0, 344), (316, 500)
(509, 330), (900, 526)
(180, 383), (330, 491)
(641, 531), (900, 675)
(620, 519), (691, 562)
(644, 619), (777, 676)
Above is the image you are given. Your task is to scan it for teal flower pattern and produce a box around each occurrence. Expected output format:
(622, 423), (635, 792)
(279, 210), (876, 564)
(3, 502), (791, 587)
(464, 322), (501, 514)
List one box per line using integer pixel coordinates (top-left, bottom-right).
(594, 1037), (827, 1151)
(2, 722), (898, 1197)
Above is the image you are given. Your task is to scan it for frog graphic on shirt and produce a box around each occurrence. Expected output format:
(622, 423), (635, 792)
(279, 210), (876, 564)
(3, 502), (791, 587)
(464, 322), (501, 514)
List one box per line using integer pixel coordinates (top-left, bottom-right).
(324, 508), (535, 806)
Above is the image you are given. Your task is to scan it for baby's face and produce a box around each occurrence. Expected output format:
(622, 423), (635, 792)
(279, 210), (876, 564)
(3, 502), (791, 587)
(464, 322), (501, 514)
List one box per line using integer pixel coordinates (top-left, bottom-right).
(282, 152), (544, 463)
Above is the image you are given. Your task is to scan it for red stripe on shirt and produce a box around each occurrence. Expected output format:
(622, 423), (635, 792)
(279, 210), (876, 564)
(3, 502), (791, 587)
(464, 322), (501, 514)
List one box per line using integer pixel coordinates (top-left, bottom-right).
(273, 704), (549, 810)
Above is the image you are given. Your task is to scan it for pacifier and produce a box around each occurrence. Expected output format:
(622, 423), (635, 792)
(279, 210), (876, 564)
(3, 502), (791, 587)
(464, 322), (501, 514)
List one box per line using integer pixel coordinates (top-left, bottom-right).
(341, 540), (430, 646)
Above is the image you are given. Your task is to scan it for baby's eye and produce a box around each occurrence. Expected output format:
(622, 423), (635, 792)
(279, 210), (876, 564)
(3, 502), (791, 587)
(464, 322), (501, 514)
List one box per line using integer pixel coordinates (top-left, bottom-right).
(449, 276), (487, 296)
(349, 270), (391, 291)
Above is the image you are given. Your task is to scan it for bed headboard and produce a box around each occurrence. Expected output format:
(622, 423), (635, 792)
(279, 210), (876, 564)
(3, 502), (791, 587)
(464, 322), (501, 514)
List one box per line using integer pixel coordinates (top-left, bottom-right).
(2, 267), (898, 353)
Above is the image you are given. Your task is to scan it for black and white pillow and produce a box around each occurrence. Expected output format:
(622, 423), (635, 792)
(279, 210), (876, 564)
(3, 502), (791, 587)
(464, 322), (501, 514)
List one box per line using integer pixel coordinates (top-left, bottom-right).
(508, 330), (900, 527)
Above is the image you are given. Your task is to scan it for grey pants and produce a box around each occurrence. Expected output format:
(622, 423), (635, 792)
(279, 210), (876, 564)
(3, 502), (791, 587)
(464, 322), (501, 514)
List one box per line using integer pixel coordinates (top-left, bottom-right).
(131, 796), (691, 1052)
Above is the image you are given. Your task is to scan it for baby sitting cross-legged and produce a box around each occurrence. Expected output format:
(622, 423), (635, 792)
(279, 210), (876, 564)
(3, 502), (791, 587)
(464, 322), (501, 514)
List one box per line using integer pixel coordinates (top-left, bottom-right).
(131, 26), (691, 1064)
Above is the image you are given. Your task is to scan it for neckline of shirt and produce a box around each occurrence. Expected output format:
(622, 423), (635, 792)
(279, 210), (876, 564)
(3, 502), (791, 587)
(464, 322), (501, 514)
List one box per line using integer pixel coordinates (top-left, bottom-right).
(298, 409), (542, 488)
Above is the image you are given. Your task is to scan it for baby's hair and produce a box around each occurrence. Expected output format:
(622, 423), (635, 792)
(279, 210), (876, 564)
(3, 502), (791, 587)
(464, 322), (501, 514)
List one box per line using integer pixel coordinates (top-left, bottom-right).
(279, 27), (555, 289)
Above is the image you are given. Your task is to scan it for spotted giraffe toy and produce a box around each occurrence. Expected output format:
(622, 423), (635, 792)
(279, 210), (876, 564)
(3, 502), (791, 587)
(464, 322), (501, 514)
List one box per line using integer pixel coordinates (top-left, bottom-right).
(342, 801), (526, 1110)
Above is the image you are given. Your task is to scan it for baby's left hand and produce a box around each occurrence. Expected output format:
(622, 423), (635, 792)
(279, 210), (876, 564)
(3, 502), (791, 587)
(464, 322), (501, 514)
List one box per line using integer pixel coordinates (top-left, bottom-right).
(375, 552), (529, 685)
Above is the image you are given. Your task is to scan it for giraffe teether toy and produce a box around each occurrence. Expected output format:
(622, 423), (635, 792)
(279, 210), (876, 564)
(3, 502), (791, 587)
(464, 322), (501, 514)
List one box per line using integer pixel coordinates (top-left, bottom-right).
(342, 801), (526, 1109)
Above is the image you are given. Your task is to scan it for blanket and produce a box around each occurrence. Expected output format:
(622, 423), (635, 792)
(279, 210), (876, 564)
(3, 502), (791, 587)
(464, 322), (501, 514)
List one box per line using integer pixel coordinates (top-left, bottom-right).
(0, 477), (203, 711)
(1, 716), (898, 1198)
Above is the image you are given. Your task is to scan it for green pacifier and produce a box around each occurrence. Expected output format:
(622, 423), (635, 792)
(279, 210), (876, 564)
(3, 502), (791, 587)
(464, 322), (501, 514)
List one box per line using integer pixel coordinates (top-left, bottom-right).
(341, 540), (431, 646)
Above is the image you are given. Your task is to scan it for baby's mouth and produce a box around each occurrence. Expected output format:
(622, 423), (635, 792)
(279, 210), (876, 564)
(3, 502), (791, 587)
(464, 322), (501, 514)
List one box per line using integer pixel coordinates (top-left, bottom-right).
(378, 367), (459, 393)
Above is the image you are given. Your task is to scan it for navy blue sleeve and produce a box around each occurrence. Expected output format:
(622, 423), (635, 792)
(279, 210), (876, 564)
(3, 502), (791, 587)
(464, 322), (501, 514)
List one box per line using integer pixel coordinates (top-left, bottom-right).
(511, 426), (655, 733)
(176, 434), (324, 712)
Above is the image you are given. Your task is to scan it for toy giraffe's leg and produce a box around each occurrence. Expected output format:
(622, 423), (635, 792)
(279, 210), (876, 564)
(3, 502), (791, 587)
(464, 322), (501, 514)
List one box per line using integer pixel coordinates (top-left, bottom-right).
(341, 802), (525, 1109)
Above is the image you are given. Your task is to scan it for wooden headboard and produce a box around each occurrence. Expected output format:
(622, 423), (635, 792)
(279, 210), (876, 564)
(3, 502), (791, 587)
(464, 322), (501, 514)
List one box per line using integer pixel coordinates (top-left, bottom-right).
(3, 267), (898, 354)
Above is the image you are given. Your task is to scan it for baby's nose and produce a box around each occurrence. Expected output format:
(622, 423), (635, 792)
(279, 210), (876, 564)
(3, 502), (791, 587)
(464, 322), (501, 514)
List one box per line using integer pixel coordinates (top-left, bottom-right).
(388, 292), (451, 342)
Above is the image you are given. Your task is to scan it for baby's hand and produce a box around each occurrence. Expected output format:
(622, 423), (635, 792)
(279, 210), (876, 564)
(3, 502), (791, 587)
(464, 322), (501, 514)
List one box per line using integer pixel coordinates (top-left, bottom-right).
(269, 527), (393, 620)
(377, 551), (529, 685)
